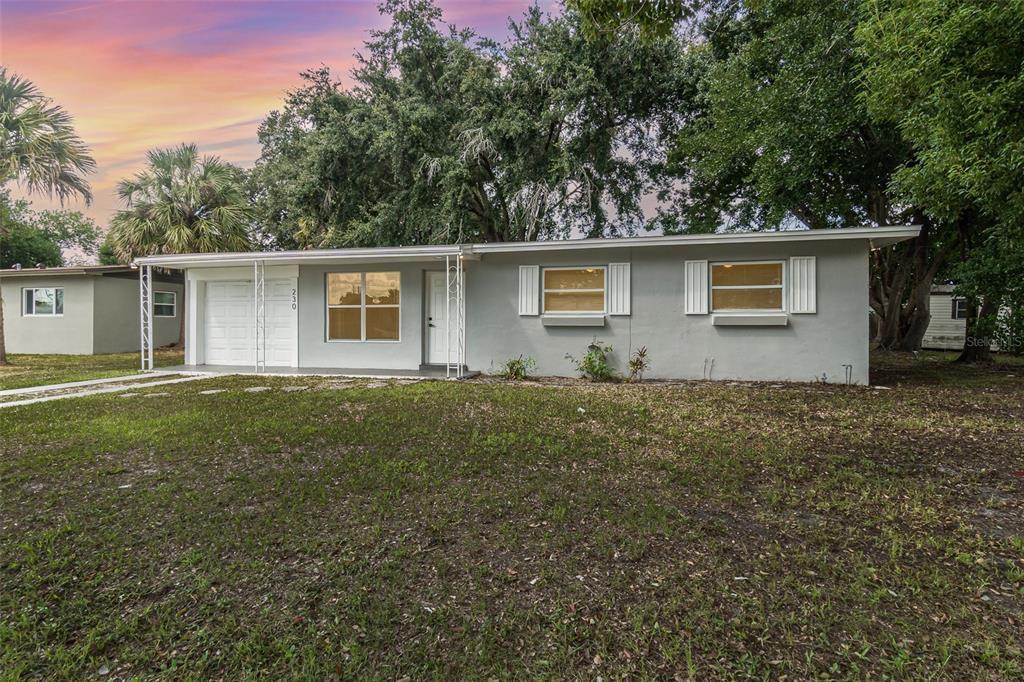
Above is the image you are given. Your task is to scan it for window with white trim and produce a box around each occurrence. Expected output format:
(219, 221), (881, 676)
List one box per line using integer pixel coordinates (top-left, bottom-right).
(154, 291), (176, 317)
(710, 262), (784, 311)
(327, 272), (400, 341)
(22, 287), (64, 316)
(952, 298), (969, 320)
(542, 267), (605, 313)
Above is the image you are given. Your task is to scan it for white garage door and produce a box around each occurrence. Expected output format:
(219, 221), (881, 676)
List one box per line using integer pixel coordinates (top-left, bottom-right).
(205, 279), (297, 367)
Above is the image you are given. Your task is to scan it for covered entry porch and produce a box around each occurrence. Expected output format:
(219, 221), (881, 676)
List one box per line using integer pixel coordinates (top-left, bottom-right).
(136, 245), (474, 379)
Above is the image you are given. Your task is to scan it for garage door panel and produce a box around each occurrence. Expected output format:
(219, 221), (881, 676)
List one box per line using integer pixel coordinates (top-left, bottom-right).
(204, 278), (296, 367)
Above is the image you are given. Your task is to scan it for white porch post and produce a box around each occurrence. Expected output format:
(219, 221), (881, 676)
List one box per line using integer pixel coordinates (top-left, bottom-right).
(444, 250), (466, 379)
(445, 254), (451, 379)
(456, 251), (465, 378)
(253, 260), (266, 373)
(139, 265), (153, 371)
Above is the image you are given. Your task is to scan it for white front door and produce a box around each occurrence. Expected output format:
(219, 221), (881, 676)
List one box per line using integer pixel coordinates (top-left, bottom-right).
(204, 279), (297, 367)
(426, 271), (459, 365)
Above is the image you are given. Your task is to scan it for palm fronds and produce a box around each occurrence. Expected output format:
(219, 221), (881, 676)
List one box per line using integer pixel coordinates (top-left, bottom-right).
(0, 67), (95, 204)
(108, 143), (252, 261)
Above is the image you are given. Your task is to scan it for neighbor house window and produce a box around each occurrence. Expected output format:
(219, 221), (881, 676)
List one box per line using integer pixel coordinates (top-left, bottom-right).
(542, 267), (605, 313)
(952, 298), (969, 320)
(711, 262), (784, 311)
(327, 272), (400, 341)
(22, 287), (64, 316)
(154, 291), (176, 317)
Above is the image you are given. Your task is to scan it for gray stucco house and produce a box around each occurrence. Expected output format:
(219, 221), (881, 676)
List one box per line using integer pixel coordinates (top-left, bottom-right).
(0, 265), (183, 354)
(134, 227), (919, 384)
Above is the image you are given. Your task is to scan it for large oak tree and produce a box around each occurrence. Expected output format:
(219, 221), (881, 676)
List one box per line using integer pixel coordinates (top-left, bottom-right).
(250, 0), (686, 249)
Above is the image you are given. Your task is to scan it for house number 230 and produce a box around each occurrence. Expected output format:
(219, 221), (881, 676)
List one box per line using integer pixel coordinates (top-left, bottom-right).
(291, 288), (297, 310)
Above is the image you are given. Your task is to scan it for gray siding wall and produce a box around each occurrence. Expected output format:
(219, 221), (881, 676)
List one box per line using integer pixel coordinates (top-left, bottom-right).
(297, 263), (428, 369)
(0, 276), (95, 354)
(922, 294), (966, 350)
(92, 276), (183, 353)
(466, 240), (870, 384)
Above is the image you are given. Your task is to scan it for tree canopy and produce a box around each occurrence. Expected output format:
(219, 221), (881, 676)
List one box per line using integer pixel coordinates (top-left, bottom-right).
(0, 192), (102, 268)
(0, 193), (62, 269)
(858, 0), (1024, 236)
(250, 0), (685, 249)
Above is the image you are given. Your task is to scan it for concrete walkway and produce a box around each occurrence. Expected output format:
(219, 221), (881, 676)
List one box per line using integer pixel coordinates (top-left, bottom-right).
(0, 371), (182, 398)
(0, 374), (214, 409)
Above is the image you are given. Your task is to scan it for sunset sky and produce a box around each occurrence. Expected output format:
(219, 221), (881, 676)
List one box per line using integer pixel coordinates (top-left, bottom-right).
(1, 0), (558, 227)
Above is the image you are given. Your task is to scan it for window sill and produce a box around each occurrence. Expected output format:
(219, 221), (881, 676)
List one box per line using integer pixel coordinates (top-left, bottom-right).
(541, 313), (606, 327)
(711, 313), (789, 326)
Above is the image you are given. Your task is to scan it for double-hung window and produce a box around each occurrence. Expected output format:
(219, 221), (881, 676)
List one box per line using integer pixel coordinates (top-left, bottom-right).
(952, 298), (969, 320)
(710, 262), (784, 311)
(327, 272), (400, 341)
(542, 267), (605, 313)
(23, 287), (64, 316)
(154, 291), (176, 317)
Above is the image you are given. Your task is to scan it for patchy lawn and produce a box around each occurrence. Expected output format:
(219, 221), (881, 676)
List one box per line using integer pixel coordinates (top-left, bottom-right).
(0, 358), (1022, 679)
(0, 350), (184, 391)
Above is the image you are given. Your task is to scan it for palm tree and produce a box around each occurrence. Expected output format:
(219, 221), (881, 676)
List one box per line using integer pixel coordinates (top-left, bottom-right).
(107, 143), (252, 344)
(0, 68), (95, 365)
(107, 143), (251, 260)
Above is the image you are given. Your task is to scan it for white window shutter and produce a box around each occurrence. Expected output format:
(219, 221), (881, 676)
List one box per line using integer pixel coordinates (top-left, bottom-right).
(789, 256), (817, 313)
(518, 265), (539, 315)
(607, 263), (630, 315)
(684, 260), (709, 315)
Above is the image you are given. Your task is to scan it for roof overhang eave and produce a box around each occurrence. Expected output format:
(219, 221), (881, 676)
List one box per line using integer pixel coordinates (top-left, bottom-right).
(133, 245), (473, 269)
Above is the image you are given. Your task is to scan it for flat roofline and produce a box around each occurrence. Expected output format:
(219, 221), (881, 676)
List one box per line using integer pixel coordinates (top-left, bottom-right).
(133, 226), (920, 268)
(0, 265), (136, 277)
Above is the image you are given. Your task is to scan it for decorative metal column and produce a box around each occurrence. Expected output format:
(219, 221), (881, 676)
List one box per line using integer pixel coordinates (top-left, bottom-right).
(139, 265), (154, 370)
(254, 260), (266, 373)
(445, 252), (466, 379)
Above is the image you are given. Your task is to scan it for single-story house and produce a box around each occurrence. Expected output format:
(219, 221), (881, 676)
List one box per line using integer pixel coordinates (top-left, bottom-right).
(922, 284), (969, 350)
(922, 284), (1012, 351)
(0, 265), (183, 355)
(134, 226), (919, 384)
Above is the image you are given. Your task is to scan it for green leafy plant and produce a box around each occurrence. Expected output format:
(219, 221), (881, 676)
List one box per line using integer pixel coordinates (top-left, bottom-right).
(566, 340), (618, 382)
(498, 355), (537, 380)
(627, 345), (649, 382)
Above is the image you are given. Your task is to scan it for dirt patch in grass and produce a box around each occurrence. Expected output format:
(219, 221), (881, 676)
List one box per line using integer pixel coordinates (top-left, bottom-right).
(0, 358), (1022, 679)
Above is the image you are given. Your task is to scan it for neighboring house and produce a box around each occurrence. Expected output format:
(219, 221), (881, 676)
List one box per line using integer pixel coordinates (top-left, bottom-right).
(134, 226), (919, 384)
(922, 284), (969, 350)
(922, 284), (1009, 351)
(0, 265), (183, 354)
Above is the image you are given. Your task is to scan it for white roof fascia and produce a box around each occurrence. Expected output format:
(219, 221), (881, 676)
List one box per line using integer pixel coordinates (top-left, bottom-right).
(134, 244), (471, 268)
(469, 226), (920, 253)
(133, 226), (919, 268)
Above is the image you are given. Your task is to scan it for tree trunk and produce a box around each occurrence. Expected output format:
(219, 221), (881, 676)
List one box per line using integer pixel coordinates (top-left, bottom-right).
(871, 214), (954, 351)
(957, 297), (997, 363)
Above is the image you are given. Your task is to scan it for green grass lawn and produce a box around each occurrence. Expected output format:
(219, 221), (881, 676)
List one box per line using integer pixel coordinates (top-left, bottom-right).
(1, 356), (1022, 679)
(0, 350), (184, 391)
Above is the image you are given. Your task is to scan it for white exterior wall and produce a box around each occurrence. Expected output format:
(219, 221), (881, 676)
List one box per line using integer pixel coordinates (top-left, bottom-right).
(296, 263), (428, 370)
(184, 265), (298, 366)
(177, 238), (876, 384)
(0, 276), (95, 354)
(93, 275), (182, 353)
(466, 240), (870, 384)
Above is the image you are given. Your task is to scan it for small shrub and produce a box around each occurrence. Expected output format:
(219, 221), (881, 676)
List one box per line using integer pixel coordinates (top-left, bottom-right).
(566, 340), (618, 382)
(498, 355), (537, 380)
(627, 346), (649, 382)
